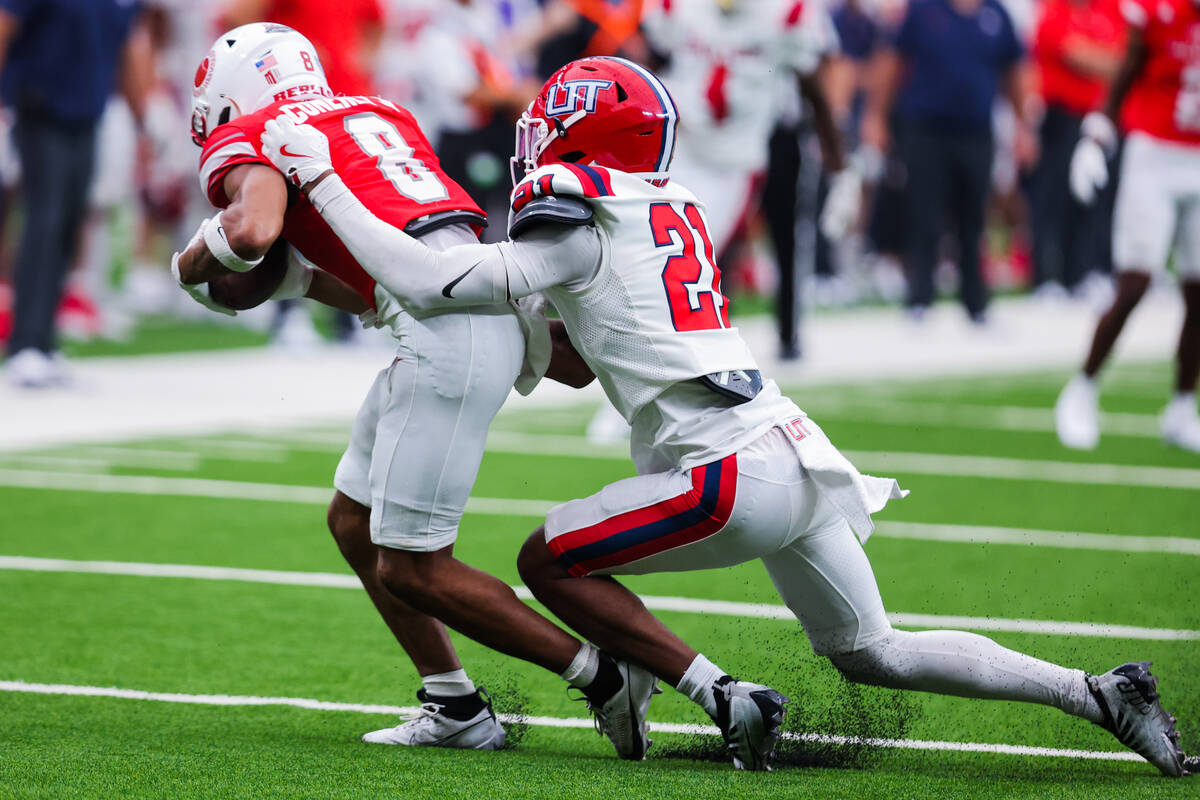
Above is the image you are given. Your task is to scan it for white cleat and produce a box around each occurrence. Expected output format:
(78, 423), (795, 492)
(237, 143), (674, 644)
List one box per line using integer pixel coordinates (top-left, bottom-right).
(1088, 661), (1187, 777)
(362, 688), (506, 750)
(582, 657), (659, 760)
(712, 676), (789, 771)
(1055, 374), (1100, 450)
(1161, 396), (1200, 453)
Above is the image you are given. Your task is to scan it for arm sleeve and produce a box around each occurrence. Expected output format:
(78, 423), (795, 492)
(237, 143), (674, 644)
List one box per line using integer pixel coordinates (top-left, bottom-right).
(306, 175), (601, 312)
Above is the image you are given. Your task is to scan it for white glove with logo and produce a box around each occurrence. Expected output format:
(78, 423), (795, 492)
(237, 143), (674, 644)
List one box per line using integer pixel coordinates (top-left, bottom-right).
(171, 217), (236, 317)
(260, 118), (333, 188)
(819, 167), (863, 241)
(1069, 112), (1117, 205)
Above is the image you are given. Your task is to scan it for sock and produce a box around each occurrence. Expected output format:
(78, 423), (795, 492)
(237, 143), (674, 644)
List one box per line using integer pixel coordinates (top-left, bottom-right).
(1171, 391), (1196, 409)
(560, 642), (601, 689)
(675, 653), (727, 720)
(829, 629), (1106, 724)
(422, 669), (476, 698)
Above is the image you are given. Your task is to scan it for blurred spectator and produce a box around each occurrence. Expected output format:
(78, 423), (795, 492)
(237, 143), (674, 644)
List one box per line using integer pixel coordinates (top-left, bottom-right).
(1, 0), (153, 388)
(515, 0), (648, 78)
(1029, 0), (1123, 293)
(401, 0), (539, 241)
(864, 0), (1035, 323)
(221, 0), (384, 97)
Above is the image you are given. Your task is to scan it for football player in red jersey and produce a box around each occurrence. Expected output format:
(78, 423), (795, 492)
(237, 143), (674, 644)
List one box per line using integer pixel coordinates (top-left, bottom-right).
(171, 23), (601, 750)
(1058, 0), (1200, 452)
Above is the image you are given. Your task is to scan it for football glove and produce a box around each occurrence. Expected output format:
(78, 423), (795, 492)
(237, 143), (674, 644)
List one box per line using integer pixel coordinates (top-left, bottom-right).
(819, 167), (863, 241)
(171, 218), (236, 317)
(1069, 112), (1117, 205)
(261, 118), (333, 188)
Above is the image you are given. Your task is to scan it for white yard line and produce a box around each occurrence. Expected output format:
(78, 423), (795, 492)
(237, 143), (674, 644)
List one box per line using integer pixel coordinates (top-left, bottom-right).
(0, 469), (560, 513)
(805, 401), (1161, 438)
(3, 556), (1195, 641)
(481, 431), (1200, 490)
(5, 470), (1198, 554)
(0, 680), (1144, 763)
(874, 521), (1200, 555)
(842, 450), (1200, 489)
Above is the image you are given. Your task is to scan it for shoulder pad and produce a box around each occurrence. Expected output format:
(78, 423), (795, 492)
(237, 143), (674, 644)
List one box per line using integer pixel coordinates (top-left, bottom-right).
(509, 195), (594, 239)
(510, 163), (615, 214)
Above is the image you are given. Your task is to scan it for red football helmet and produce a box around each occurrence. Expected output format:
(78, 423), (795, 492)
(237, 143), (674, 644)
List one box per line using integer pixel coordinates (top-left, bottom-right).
(512, 56), (679, 185)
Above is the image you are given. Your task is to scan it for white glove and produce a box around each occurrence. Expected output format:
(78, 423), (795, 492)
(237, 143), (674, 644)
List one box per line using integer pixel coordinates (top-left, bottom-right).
(1069, 112), (1117, 205)
(171, 218), (236, 317)
(358, 309), (386, 329)
(260, 118), (333, 188)
(820, 168), (863, 241)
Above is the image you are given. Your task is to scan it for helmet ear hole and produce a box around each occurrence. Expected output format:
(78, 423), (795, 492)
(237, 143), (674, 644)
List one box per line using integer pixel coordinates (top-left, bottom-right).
(218, 107), (232, 126)
(559, 150), (586, 163)
(615, 83), (628, 103)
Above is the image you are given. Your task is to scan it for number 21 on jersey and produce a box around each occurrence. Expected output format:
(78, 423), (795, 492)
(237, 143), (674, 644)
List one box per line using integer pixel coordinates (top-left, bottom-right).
(650, 202), (731, 332)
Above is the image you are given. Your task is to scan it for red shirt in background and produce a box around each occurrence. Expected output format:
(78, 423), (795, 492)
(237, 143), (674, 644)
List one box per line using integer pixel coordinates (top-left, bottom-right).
(1034, 0), (1125, 114)
(1120, 0), (1200, 144)
(263, 0), (384, 96)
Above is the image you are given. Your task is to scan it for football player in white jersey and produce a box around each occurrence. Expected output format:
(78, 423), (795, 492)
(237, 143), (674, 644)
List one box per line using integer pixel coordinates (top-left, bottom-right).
(262, 57), (1191, 776)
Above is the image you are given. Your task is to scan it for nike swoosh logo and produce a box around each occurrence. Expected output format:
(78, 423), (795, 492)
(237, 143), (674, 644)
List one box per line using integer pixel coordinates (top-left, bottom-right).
(279, 144), (307, 158)
(442, 261), (482, 298)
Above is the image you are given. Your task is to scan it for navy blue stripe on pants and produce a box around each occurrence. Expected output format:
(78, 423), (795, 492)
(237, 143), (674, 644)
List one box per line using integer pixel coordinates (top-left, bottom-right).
(7, 113), (97, 355)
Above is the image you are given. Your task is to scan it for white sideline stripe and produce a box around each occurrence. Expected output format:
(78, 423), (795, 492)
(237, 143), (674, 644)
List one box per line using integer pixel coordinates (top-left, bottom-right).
(0, 680), (1142, 763)
(806, 401), (1161, 438)
(3, 556), (1197, 641)
(875, 522), (1200, 556)
(479, 432), (1200, 490)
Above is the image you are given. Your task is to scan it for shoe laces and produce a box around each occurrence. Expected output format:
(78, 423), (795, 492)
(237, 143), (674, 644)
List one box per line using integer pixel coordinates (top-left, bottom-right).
(568, 688), (609, 738)
(396, 702), (444, 731)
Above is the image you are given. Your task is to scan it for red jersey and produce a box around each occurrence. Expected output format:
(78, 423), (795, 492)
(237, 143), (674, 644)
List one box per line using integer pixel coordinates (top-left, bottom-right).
(1034, 0), (1125, 115)
(198, 94), (484, 308)
(1120, 0), (1200, 144)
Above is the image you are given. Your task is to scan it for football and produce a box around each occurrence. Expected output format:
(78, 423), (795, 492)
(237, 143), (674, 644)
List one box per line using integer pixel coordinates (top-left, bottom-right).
(207, 236), (291, 310)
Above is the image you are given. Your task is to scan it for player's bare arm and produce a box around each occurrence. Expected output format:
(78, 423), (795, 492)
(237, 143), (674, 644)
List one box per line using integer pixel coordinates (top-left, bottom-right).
(544, 320), (595, 388)
(799, 63), (846, 173)
(176, 163), (287, 286)
(1102, 27), (1149, 122)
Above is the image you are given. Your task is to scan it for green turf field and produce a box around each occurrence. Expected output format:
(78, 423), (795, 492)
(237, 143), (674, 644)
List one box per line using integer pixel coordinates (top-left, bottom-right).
(1, 361), (1197, 799)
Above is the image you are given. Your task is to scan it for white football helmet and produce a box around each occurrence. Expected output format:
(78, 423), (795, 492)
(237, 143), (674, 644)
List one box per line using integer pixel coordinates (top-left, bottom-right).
(191, 22), (332, 146)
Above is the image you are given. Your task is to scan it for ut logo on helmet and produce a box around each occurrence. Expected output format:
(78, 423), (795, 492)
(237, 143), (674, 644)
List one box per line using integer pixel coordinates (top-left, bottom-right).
(544, 79), (614, 116)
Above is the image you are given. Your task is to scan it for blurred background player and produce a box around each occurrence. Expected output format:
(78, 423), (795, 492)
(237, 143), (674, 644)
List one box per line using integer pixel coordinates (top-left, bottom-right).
(1055, 0), (1200, 453)
(1, 0), (154, 388)
(1028, 0), (1124, 297)
(863, 0), (1035, 324)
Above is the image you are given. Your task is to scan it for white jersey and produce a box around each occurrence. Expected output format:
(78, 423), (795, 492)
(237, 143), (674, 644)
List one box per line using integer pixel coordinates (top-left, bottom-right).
(508, 163), (800, 472)
(643, 0), (839, 171)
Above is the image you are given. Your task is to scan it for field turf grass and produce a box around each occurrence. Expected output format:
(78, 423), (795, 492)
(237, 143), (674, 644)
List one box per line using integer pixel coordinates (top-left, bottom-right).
(1, 360), (1197, 798)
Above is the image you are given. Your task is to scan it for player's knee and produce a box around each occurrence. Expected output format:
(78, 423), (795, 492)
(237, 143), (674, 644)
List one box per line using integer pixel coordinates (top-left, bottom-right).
(326, 494), (370, 564)
(376, 550), (444, 609)
(826, 632), (901, 687)
(516, 527), (555, 587)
